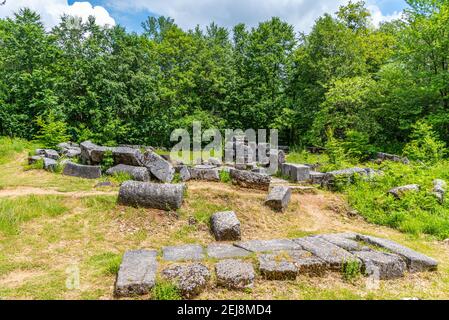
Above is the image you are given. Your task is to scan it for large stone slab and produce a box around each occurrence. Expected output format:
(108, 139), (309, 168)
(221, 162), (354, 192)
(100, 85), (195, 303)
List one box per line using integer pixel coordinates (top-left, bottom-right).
(114, 249), (157, 297)
(215, 259), (255, 290)
(189, 166), (220, 182)
(80, 141), (112, 165)
(322, 168), (374, 188)
(106, 164), (150, 182)
(317, 233), (370, 252)
(162, 244), (205, 262)
(162, 263), (210, 299)
(230, 169), (271, 191)
(354, 251), (406, 280)
(265, 186), (292, 212)
(235, 239), (302, 253)
(112, 147), (143, 166)
(210, 211), (241, 241)
(118, 181), (185, 210)
(294, 237), (355, 269)
(388, 185), (420, 200)
(289, 251), (328, 276)
(309, 171), (326, 185)
(281, 164), (310, 182)
(258, 254), (297, 281)
(356, 235), (438, 272)
(206, 244), (251, 259)
(139, 150), (175, 183)
(63, 161), (101, 179)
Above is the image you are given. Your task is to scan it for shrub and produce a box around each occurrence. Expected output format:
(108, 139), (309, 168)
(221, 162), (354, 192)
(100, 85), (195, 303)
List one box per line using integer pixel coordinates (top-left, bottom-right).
(342, 130), (375, 162)
(403, 120), (446, 163)
(34, 112), (71, 149)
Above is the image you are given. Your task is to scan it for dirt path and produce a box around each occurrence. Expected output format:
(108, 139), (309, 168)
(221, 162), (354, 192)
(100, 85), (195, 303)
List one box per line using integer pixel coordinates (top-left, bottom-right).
(0, 187), (117, 198)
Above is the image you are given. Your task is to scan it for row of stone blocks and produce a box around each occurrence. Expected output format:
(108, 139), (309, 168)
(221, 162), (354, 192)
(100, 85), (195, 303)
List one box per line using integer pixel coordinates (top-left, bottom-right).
(114, 233), (438, 298)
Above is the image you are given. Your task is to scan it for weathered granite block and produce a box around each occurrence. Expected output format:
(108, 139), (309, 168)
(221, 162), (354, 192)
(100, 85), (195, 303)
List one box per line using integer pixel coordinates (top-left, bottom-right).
(114, 250), (157, 297)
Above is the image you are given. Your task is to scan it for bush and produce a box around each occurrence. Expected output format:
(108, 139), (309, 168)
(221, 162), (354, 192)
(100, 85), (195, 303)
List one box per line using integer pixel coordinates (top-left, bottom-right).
(34, 112), (71, 149)
(322, 129), (351, 171)
(403, 120), (446, 163)
(342, 130), (375, 162)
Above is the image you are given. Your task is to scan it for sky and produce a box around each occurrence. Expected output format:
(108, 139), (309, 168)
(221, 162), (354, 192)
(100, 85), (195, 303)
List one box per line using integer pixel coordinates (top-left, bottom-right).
(0, 0), (408, 33)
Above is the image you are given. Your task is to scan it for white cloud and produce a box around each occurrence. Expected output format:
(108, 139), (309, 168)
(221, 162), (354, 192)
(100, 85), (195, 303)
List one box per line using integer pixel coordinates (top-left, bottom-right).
(107, 0), (402, 32)
(0, 0), (115, 28)
(368, 4), (402, 26)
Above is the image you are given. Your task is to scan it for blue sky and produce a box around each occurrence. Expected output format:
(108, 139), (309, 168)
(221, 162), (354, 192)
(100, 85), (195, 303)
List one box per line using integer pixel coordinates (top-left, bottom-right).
(70, 0), (408, 32)
(1, 1), (408, 33)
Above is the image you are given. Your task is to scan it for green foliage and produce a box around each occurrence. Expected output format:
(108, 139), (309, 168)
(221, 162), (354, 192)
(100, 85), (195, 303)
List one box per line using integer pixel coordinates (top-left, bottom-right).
(342, 259), (362, 282)
(346, 161), (449, 239)
(0, 1), (449, 159)
(24, 158), (44, 171)
(100, 150), (114, 172)
(219, 170), (231, 184)
(342, 130), (375, 162)
(403, 121), (446, 163)
(151, 281), (181, 300)
(324, 129), (348, 171)
(172, 172), (182, 184)
(110, 172), (133, 185)
(34, 112), (70, 149)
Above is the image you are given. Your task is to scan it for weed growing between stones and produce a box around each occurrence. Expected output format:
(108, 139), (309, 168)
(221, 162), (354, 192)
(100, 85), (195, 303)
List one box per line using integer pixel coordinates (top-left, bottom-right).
(219, 170), (231, 184)
(24, 158), (44, 171)
(151, 280), (182, 300)
(101, 150), (114, 171)
(110, 172), (133, 185)
(342, 259), (362, 282)
(173, 172), (182, 183)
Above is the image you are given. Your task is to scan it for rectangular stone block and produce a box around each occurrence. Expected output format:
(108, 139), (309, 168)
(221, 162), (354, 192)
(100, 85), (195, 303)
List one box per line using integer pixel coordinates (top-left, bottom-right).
(114, 250), (157, 297)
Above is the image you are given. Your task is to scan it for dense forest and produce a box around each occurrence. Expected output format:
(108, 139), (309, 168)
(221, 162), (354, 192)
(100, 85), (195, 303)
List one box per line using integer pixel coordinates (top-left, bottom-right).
(0, 0), (448, 154)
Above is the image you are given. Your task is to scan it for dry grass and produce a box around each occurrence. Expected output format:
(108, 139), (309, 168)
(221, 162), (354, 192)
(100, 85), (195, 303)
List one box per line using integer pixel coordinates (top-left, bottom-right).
(0, 152), (449, 300)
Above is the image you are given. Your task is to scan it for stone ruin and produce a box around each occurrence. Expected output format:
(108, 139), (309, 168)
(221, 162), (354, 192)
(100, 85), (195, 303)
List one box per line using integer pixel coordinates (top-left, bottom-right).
(28, 141), (443, 299)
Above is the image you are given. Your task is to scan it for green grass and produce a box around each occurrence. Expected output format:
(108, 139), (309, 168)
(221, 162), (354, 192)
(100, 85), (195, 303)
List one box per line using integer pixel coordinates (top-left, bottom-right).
(151, 280), (182, 300)
(87, 252), (122, 276)
(346, 161), (449, 239)
(0, 195), (69, 235)
(0, 137), (41, 165)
